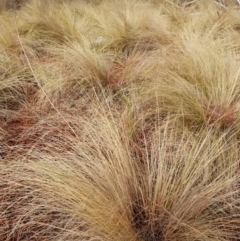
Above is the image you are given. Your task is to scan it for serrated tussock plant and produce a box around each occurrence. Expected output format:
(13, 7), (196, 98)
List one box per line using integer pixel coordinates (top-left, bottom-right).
(0, 0), (240, 240)
(1, 117), (239, 240)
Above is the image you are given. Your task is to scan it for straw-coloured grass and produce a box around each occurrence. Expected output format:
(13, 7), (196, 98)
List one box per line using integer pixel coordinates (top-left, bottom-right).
(0, 0), (240, 240)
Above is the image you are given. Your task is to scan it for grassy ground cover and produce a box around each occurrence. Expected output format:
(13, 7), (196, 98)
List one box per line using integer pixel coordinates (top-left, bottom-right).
(0, 0), (240, 240)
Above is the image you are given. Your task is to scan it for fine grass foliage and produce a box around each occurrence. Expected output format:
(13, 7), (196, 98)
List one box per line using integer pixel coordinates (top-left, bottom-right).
(0, 0), (240, 240)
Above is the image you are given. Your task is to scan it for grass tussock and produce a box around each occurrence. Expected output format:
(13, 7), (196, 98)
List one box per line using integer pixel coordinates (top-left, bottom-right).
(0, 0), (240, 240)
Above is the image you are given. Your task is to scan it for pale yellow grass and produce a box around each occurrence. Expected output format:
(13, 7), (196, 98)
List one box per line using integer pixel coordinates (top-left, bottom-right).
(0, 0), (240, 240)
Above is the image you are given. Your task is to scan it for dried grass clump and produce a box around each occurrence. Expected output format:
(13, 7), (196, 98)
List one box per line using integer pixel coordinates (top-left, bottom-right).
(0, 0), (240, 240)
(1, 118), (239, 240)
